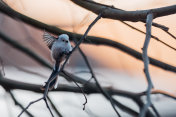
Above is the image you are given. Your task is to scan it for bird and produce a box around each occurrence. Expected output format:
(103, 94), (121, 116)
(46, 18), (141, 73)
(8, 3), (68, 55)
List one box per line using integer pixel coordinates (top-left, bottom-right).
(41, 32), (72, 90)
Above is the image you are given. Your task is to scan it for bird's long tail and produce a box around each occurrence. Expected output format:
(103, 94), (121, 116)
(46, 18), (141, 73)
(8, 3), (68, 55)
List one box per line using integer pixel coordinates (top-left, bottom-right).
(41, 61), (60, 91)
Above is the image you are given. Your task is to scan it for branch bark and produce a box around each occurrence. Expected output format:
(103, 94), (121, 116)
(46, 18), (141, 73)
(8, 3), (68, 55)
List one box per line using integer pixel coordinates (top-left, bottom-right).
(120, 21), (176, 51)
(77, 45), (121, 116)
(140, 13), (157, 117)
(71, 0), (176, 21)
(8, 90), (34, 117)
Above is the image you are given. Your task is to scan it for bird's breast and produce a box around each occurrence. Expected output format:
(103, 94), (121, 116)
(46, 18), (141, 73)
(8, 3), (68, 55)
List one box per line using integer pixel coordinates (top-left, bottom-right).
(51, 43), (64, 61)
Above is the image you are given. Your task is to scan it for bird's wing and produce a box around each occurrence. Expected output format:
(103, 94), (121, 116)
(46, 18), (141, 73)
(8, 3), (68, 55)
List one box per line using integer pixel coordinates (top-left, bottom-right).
(43, 32), (57, 49)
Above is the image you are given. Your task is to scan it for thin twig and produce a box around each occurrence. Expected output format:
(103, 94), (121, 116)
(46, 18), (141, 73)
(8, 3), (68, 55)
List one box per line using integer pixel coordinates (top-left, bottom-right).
(62, 71), (87, 110)
(73, 25), (121, 114)
(8, 90), (34, 117)
(18, 97), (43, 117)
(65, 68), (140, 116)
(61, 71), (142, 116)
(44, 98), (54, 117)
(47, 96), (63, 117)
(139, 13), (154, 117)
(14, 65), (47, 78)
(151, 104), (160, 117)
(18, 74), (54, 117)
(151, 22), (169, 31)
(73, 35), (120, 115)
(83, 76), (93, 86)
(165, 31), (176, 41)
(18, 82), (54, 117)
(121, 21), (176, 51)
(77, 46), (121, 116)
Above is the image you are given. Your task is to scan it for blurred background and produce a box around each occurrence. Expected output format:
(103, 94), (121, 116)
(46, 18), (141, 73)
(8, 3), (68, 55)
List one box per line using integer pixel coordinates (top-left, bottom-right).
(0, 0), (176, 117)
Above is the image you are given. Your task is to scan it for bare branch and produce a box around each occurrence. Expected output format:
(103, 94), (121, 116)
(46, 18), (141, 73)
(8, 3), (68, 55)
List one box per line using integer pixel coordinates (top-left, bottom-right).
(164, 31), (176, 41)
(77, 46), (121, 116)
(151, 22), (169, 31)
(8, 90), (34, 117)
(47, 96), (63, 117)
(121, 21), (176, 51)
(151, 104), (160, 117)
(62, 70), (87, 110)
(14, 65), (47, 79)
(18, 97), (43, 117)
(44, 98), (54, 117)
(140, 13), (155, 117)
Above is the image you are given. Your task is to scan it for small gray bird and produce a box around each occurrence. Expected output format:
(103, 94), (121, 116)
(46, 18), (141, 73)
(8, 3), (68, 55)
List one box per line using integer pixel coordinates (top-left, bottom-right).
(41, 32), (72, 90)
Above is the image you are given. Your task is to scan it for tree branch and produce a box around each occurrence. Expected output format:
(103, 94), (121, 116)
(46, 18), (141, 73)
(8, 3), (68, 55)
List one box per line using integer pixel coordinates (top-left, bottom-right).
(77, 46), (121, 116)
(18, 97), (43, 117)
(71, 0), (176, 21)
(47, 96), (63, 117)
(120, 21), (176, 51)
(140, 13), (156, 117)
(8, 90), (34, 117)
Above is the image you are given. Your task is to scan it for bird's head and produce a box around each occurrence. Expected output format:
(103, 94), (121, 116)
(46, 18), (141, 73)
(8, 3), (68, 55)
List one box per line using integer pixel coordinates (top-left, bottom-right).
(58, 34), (69, 44)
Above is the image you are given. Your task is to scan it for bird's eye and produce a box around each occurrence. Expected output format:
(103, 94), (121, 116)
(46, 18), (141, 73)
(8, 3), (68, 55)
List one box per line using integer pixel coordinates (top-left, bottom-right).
(66, 40), (68, 43)
(62, 39), (64, 42)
